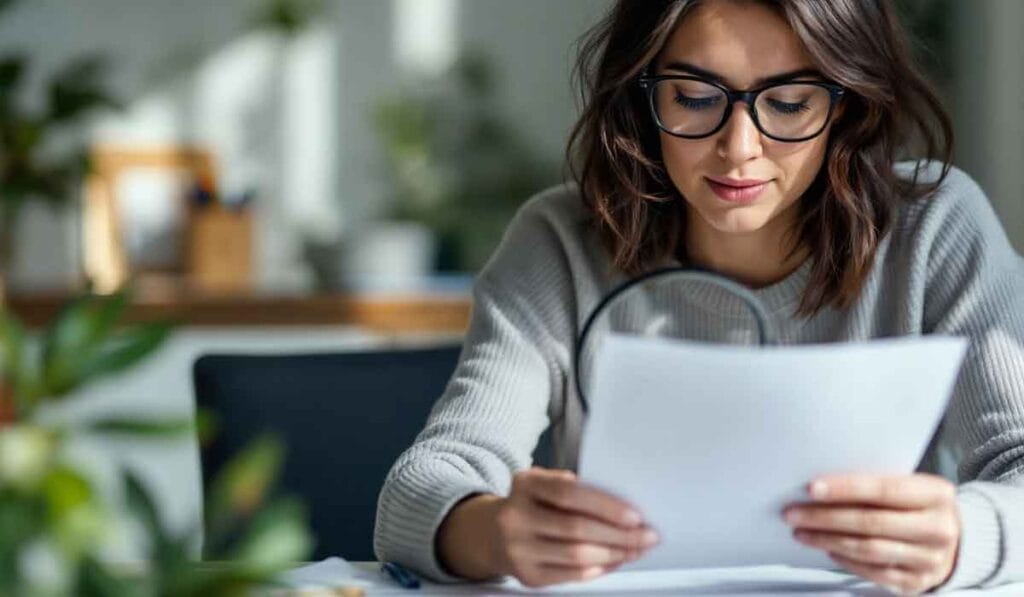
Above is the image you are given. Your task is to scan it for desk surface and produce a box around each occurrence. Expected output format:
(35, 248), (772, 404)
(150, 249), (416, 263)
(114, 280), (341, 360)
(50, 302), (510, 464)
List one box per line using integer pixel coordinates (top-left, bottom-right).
(345, 562), (1024, 596)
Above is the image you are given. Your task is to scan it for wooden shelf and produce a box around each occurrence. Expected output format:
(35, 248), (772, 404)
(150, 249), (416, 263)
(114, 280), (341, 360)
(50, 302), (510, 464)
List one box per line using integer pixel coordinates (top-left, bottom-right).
(6, 287), (472, 335)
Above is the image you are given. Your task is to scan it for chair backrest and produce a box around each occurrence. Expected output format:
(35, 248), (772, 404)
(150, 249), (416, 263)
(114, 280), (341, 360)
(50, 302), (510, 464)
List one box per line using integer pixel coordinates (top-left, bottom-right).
(193, 345), (462, 561)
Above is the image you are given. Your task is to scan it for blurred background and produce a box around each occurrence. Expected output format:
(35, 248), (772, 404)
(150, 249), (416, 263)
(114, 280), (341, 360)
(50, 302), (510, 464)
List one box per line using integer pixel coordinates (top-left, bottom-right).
(0, 0), (1021, 295)
(0, 0), (1021, 564)
(0, 0), (606, 297)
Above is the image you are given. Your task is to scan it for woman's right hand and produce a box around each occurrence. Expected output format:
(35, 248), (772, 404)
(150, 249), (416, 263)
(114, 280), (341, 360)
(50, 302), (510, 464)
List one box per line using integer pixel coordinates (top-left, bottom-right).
(438, 467), (660, 587)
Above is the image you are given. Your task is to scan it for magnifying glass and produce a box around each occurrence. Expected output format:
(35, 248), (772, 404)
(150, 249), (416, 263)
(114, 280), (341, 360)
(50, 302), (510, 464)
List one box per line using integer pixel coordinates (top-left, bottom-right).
(573, 267), (779, 415)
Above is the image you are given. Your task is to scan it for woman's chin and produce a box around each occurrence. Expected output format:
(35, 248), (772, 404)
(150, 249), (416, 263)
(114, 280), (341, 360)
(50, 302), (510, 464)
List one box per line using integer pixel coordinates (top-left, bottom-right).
(700, 211), (774, 236)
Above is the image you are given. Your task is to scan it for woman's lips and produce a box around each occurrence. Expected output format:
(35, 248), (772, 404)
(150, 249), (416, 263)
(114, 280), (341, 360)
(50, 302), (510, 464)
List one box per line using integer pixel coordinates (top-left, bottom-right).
(705, 177), (770, 204)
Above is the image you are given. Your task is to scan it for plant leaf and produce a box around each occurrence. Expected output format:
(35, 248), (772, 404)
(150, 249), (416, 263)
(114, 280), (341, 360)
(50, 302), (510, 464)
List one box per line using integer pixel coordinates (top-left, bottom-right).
(41, 291), (172, 398)
(0, 309), (27, 407)
(0, 56), (24, 100)
(123, 471), (168, 553)
(75, 555), (141, 597)
(47, 55), (119, 123)
(74, 322), (172, 382)
(194, 409), (218, 447)
(227, 497), (312, 575)
(86, 417), (192, 438)
(41, 292), (130, 394)
(204, 435), (284, 557)
(43, 466), (107, 556)
(0, 490), (46, 591)
(0, 309), (25, 374)
(43, 466), (92, 517)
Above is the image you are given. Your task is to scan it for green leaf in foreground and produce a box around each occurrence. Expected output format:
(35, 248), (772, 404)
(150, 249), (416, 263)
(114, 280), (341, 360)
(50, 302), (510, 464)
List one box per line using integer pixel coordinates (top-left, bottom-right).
(87, 418), (192, 438)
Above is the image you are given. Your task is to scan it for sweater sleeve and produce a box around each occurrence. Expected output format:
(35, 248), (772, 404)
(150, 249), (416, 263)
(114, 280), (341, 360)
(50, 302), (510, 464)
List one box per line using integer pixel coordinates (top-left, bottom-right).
(373, 198), (575, 582)
(919, 172), (1024, 591)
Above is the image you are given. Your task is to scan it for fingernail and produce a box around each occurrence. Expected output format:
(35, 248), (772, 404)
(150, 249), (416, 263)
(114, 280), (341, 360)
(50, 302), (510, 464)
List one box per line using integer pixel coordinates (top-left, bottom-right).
(622, 509), (643, 527)
(809, 481), (828, 500)
(642, 529), (660, 546)
(785, 509), (803, 524)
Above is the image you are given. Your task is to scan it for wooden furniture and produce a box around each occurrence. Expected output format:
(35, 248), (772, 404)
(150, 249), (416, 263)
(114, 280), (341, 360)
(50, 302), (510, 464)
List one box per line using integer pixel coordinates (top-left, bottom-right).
(5, 286), (472, 335)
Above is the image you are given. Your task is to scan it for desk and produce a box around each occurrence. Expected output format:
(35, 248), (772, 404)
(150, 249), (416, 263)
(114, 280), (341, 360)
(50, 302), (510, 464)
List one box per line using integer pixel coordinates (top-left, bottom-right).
(326, 562), (1024, 595)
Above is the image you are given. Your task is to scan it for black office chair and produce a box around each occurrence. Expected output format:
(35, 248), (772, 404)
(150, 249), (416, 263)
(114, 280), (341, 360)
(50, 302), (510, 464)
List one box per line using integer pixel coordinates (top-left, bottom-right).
(193, 345), (461, 561)
(193, 345), (554, 561)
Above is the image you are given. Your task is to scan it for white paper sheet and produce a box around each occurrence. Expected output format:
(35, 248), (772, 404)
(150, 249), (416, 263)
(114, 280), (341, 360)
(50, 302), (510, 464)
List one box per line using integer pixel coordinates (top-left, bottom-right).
(578, 334), (969, 571)
(278, 557), (376, 589)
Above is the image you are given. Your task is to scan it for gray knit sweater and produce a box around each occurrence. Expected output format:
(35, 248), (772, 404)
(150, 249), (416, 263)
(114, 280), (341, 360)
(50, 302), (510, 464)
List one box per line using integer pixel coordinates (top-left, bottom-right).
(374, 162), (1024, 591)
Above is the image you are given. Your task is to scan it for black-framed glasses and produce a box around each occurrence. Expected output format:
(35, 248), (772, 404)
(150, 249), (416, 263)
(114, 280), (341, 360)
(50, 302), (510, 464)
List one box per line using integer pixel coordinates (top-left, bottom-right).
(638, 75), (845, 142)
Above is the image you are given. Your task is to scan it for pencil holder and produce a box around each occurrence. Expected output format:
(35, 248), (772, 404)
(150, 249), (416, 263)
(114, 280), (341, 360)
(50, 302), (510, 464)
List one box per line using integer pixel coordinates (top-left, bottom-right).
(187, 206), (253, 292)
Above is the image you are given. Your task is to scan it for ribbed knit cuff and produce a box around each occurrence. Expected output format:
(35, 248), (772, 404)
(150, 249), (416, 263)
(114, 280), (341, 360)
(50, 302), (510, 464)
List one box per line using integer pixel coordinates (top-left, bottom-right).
(374, 464), (493, 583)
(932, 487), (1002, 591)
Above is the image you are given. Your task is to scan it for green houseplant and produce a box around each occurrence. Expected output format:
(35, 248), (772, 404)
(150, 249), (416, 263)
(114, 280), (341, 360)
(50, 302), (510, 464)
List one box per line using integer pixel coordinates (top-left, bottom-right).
(0, 0), (118, 282)
(373, 51), (561, 272)
(0, 292), (312, 596)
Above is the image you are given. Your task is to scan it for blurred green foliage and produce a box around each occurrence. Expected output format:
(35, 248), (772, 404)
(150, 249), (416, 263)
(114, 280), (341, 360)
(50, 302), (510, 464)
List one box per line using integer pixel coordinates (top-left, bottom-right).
(0, 292), (311, 595)
(374, 51), (561, 272)
(251, 0), (325, 34)
(0, 0), (119, 276)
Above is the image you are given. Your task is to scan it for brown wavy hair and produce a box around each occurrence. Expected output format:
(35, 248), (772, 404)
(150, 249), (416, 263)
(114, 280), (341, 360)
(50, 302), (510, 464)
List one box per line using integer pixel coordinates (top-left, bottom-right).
(566, 0), (953, 315)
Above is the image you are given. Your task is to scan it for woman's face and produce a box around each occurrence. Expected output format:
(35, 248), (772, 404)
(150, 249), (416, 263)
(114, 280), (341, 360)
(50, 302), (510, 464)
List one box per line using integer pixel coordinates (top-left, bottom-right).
(656, 0), (834, 240)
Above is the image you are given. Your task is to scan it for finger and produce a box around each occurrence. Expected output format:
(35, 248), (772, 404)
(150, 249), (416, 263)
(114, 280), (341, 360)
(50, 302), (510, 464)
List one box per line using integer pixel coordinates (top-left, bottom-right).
(523, 470), (645, 528)
(807, 474), (955, 509)
(793, 529), (944, 571)
(519, 564), (609, 588)
(829, 553), (936, 595)
(515, 537), (629, 568)
(529, 502), (660, 550)
(785, 505), (953, 545)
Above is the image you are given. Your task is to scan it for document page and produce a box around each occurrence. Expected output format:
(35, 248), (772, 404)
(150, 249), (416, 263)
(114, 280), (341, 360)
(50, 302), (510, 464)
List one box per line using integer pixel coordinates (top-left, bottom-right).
(578, 334), (968, 570)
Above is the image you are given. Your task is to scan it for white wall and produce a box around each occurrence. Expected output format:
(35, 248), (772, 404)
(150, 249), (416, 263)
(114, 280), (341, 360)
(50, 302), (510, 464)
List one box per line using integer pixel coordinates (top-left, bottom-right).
(459, 0), (613, 168)
(0, 0), (254, 105)
(953, 0), (1024, 253)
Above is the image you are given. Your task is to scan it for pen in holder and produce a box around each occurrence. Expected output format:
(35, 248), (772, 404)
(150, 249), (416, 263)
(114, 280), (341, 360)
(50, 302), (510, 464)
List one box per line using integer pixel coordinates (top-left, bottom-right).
(573, 267), (778, 415)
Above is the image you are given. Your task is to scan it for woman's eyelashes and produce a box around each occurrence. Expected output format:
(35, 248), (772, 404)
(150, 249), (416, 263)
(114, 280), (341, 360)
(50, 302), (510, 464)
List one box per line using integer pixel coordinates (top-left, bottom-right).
(674, 91), (721, 111)
(765, 98), (810, 114)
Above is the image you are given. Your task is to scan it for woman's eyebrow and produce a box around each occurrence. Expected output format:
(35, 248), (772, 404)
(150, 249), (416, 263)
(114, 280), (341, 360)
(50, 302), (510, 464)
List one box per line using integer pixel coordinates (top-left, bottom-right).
(661, 60), (823, 87)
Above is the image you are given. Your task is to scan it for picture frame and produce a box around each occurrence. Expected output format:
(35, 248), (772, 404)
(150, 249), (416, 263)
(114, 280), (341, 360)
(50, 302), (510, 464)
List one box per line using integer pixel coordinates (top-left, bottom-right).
(82, 145), (217, 292)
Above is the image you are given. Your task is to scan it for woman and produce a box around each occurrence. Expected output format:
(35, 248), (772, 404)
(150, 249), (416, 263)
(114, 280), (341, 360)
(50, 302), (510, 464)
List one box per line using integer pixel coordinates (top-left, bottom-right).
(374, 0), (1024, 594)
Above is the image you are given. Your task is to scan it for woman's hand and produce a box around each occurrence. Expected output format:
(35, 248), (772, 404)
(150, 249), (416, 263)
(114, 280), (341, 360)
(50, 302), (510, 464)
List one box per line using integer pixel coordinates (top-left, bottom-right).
(438, 467), (659, 587)
(783, 473), (960, 595)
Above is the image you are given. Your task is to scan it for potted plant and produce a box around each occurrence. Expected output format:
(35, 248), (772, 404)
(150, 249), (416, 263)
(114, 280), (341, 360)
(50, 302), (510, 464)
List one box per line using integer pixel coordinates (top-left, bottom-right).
(372, 51), (561, 273)
(0, 0), (119, 289)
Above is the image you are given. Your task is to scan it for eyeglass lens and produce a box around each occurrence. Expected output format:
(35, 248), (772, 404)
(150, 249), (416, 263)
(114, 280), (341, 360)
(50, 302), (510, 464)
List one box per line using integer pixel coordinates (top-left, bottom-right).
(652, 79), (833, 140)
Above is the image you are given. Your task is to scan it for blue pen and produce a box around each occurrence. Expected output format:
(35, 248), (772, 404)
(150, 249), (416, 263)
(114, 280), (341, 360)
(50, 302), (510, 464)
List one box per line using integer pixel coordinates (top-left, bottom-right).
(381, 561), (421, 589)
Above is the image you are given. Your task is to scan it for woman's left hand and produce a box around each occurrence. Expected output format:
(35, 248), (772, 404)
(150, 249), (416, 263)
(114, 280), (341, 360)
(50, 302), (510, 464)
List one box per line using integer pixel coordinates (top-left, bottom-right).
(783, 473), (961, 595)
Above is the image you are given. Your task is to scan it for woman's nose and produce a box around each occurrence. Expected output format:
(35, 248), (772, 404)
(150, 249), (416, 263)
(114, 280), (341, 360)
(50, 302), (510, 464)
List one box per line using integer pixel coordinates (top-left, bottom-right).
(716, 103), (764, 164)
